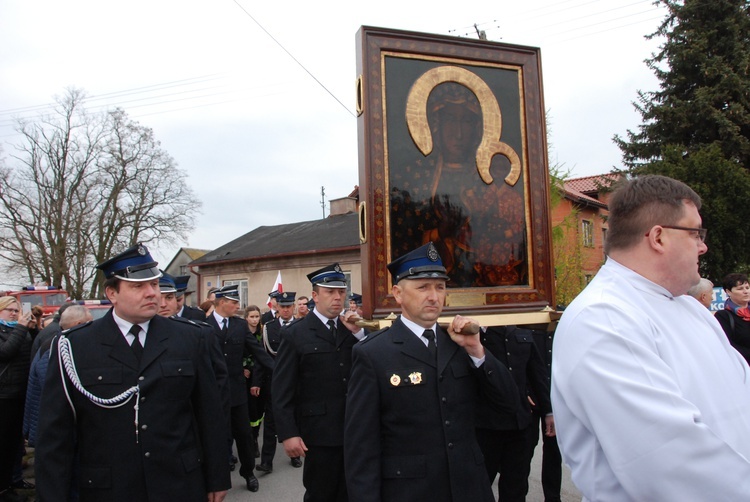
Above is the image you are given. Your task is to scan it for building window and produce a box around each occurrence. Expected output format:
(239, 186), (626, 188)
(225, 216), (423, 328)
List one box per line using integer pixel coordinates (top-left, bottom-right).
(582, 220), (594, 248)
(223, 279), (249, 308)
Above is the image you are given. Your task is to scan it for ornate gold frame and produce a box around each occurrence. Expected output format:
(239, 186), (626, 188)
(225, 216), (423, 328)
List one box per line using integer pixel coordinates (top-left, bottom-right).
(356, 26), (554, 319)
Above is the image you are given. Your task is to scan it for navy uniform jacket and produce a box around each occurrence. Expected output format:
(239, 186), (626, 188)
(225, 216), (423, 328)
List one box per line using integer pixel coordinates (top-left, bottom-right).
(250, 317), (288, 387)
(476, 325), (552, 430)
(344, 317), (519, 502)
(261, 309), (276, 325)
(529, 329), (554, 413)
(193, 319), (231, 417)
(180, 305), (207, 322)
(205, 315), (274, 407)
(35, 312), (230, 502)
(272, 312), (357, 446)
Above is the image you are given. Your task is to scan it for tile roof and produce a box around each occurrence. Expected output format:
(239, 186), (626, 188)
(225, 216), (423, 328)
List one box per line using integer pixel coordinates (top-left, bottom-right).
(562, 173), (621, 209)
(191, 212), (359, 266)
(565, 174), (620, 195)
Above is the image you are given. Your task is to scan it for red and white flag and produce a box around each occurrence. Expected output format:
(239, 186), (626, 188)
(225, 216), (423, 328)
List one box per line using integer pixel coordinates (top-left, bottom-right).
(266, 271), (283, 309)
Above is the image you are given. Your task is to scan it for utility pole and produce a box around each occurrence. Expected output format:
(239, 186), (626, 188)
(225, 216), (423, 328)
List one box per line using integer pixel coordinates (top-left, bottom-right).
(320, 186), (326, 218)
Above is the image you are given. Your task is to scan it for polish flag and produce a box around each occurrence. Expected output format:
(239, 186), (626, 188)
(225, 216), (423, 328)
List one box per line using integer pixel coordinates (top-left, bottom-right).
(267, 271), (283, 308)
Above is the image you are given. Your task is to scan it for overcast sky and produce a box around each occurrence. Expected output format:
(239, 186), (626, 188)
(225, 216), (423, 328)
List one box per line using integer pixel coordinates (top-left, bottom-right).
(0, 0), (666, 268)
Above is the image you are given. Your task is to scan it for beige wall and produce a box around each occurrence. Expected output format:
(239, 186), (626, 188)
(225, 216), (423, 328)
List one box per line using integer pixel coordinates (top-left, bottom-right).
(194, 250), (362, 312)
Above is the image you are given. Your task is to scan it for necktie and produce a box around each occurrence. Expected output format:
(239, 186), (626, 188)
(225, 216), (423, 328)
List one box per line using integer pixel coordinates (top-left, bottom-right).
(423, 329), (436, 360)
(327, 320), (337, 342)
(222, 318), (228, 332)
(130, 324), (143, 362)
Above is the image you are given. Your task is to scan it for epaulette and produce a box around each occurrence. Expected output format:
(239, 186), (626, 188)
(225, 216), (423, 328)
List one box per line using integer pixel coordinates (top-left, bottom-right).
(61, 320), (93, 336)
(169, 315), (202, 329)
(286, 317), (302, 328)
(358, 326), (389, 344)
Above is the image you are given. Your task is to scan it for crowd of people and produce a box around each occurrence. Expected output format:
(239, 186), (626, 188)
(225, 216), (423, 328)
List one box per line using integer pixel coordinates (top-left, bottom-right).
(7, 174), (750, 501)
(0, 239), (565, 502)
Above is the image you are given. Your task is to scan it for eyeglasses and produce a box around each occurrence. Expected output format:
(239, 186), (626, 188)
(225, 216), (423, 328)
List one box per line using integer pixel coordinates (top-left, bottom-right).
(661, 225), (708, 242)
(3, 308), (20, 314)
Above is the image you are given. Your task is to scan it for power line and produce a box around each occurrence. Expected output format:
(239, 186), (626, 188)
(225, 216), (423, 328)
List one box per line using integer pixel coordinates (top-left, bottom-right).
(230, 0), (356, 118)
(0, 0), (667, 135)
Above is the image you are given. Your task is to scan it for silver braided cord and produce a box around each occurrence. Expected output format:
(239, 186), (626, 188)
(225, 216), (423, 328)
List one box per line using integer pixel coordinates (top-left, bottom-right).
(262, 324), (277, 356)
(57, 334), (142, 442)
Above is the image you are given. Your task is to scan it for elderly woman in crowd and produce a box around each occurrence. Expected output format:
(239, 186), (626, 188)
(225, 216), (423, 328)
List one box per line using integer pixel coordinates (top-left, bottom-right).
(715, 273), (750, 365)
(0, 296), (36, 500)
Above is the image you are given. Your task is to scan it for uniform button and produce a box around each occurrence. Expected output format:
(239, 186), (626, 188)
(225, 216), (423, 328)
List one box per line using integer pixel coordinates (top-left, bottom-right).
(445, 420), (451, 426)
(139, 376), (145, 381)
(396, 470), (401, 476)
(141, 424), (148, 430)
(97, 376), (103, 381)
(177, 368), (182, 372)
(340, 363), (344, 367)
(509, 366), (513, 371)
(342, 378), (347, 382)
(144, 452), (151, 458)
(447, 443), (454, 449)
(441, 397), (447, 403)
(140, 396), (146, 402)
(87, 479), (93, 485)
(487, 370), (493, 375)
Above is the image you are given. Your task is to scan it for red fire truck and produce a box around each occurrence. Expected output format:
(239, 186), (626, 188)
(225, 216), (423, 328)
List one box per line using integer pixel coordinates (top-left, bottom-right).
(0, 286), (69, 316)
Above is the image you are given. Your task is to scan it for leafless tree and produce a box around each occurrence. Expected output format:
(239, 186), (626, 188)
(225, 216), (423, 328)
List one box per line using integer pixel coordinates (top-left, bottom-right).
(0, 88), (201, 299)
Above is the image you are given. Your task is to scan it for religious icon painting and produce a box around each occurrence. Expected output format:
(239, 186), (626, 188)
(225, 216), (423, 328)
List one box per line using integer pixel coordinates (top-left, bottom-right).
(356, 26), (555, 319)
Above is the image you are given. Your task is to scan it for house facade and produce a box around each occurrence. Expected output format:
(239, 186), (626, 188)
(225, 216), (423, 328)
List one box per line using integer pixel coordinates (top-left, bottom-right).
(188, 194), (361, 310)
(551, 173), (619, 305)
(163, 247), (209, 307)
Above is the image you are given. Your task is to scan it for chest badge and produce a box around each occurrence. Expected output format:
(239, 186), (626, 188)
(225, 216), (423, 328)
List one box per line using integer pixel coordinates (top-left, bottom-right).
(408, 372), (423, 384)
(390, 374), (401, 386)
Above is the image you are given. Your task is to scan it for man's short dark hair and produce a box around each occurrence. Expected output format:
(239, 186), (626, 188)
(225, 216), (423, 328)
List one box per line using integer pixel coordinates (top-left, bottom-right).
(604, 175), (702, 255)
(722, 273), (749, 292)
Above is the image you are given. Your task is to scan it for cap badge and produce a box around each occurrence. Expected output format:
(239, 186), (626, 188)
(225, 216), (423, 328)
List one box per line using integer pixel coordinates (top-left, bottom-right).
(427, 243), (439, 262)
(334, 264), (343, 273)
(137, 245), (147, 256)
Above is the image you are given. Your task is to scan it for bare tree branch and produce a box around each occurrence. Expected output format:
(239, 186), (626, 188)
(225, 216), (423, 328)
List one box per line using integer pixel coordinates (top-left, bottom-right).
(0, 88), (202, 299)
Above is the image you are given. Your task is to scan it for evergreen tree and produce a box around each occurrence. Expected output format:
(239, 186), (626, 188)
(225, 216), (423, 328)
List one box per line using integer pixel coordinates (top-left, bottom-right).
(615, 0), (750, 280)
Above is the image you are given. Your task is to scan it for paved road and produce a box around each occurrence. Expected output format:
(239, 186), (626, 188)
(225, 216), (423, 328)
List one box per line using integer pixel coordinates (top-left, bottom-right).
(22, 433), (582, 501)
(225, 435), (582, 501)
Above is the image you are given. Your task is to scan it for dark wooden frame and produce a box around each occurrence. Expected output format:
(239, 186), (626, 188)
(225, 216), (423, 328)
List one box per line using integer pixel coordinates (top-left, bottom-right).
(356, 26), (555, 319)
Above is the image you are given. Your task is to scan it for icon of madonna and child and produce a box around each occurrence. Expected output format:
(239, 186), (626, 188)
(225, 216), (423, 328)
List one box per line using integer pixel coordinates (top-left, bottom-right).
(389, 66), (529, 288)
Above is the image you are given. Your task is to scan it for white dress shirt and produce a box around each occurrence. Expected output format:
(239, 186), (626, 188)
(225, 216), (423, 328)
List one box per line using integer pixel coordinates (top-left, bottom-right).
(552, 258), (750, 501)
(112, 311), (149, 347)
